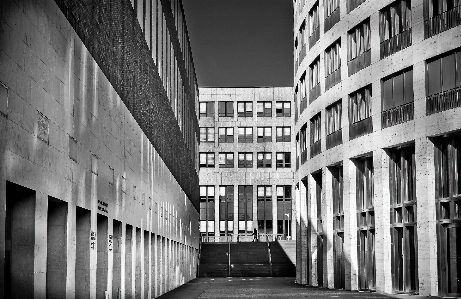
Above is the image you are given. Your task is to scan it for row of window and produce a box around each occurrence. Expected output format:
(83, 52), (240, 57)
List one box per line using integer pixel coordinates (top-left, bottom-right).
(199, 127), (291, 143)
(297, 46), (461, 150)
(200, 185), (292, 202)
(199, 101), (291, 118)
(295, 0), (461, 110)
(199, 152), (291, 169)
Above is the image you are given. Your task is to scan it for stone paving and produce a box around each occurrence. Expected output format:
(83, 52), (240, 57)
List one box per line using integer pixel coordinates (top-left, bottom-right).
(156, 277), (437, 299)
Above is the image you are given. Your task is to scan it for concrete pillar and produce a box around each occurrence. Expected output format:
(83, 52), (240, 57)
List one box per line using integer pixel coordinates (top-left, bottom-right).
(307, 174), (318, 286)
(373, 149), (392, 294)
(35, 192), (47, 299)
(343, 158), (358, 290)
(415, 137), (438, 296)
(325, 167), (334, 288)
(300, 179), (308, 285)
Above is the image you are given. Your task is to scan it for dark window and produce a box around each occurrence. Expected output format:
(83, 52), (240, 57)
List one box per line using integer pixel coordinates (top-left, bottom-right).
(276, 152), (291, 168)
(199, 102), (214, 117)
(257, 186), (272, 201)
(324, 0), (341, 32)
(349, 85), (372, 123)
(219, 153), (234, 168)
(218, 127), (234, 143)
(379, 0), (412, 59)
(238, 127), (253, 143)
(276, 101), (291, 117)
(238, 153), (253, 168)
(237, 101), (253, 117)
(238, 185), (253, 232)
(325, 40), (342, 90)
(355, 156), (375, 291)
(199, 127), (215, 143)
(257, 127), (272, 143)
(219, 185), (234, 222)
(310, 113), (322, 157)
(257, 152), (272, 168)
(276, 127), (291, 142)
(257, 102), (272, 117)
(382, 68), (414, 111)
(347, 0), (366, 13)
(200, 186), (215, 221)
(389, 146), (418, 293)
(218, 101), (234, 117)
(310, 56), (321, 90)
(199, 153), (215, 168)
(347, 19), (371, 75)
(308, 2), (320, 48)
(423, 0), (461, 38)
(326, 100), (342, 135)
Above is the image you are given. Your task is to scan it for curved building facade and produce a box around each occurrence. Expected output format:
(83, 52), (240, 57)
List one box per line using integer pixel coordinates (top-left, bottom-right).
(294, 0), (461, 296)
(0, 0), (200, 297)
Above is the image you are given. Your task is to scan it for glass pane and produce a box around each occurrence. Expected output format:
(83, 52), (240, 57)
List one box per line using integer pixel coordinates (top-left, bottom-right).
(427, 59), (441, 96)
(404, 69), (414, 103)
(394, 73), (404, 107)
(447, 227), (461, 293)
(442, 53), (456, 92)
(457, 51), (461, 87)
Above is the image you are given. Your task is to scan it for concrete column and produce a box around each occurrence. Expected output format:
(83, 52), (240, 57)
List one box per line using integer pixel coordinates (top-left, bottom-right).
(34, 192), (48, 299)
(325, 167), (334, 289)
(300, 179), (308, 285)
(343, 158), (358, 290)
(307, 174), (318, 286)
(373, 149), (392, 294)
(415, 137), (438, 296)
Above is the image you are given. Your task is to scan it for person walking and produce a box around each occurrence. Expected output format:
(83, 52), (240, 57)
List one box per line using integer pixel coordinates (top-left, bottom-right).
(252, 228), (258, 242)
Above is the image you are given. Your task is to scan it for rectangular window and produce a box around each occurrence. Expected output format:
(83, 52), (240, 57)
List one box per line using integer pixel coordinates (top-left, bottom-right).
(382, 68), (414, 128)
(309, 2), (320, 48)
(423, 0), (461, 39)
(257, 127), (272, 143)
(326, 100), (343, 149)
(349, 85), (372, 124)
(200, 186), (215, 222)
(310, 113), (322, 157)
(300, 124), (308, 164)
(276, 127), (291, 142)
(426, 49), (461, 115)
(276, 153), (291, 168)
(257, 101), (272, 117)
(219, 152), (234, 168)
(355, 156), (375, 291)
(199, 102), (214, 117)
(389, 146), (418, 293)
(347, 19), (371, 75)
(325, 40), (342, 90)
(237, 101), (253, 117)
(276, 101), (291, 117)
(218, 127), (234, 143)
(347, 0), (366, 13)
(309, 56), (321, 102)
(238, 185), (253, 232)
(324, 0), (341, 32)
(238, 152), (253, 168)
(200, 127), (215, 143)
(218, 101), (234, 117)
(257, 152), (272, 168)
(276, 185), (292, 201)
(238, 127), (253, 143)
(257, 186), (272, 201)
(199, 153), (215, 168)
(219, 185), (234, 225)
(379, 0), (412, 59)
(326, 100), (342, 135)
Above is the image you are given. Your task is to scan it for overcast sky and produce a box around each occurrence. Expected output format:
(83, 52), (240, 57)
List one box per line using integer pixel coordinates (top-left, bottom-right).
(182, 0), (293, 88)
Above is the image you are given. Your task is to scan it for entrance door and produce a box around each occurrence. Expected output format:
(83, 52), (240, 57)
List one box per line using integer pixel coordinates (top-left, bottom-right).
(439, 224), (461, 297)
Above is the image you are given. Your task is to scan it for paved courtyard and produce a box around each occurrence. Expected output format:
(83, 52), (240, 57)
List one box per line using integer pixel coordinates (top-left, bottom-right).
(157, 277), (436, 299)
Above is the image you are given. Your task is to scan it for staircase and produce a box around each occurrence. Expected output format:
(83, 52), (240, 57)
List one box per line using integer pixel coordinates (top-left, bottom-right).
(198, 241), (296, 277)
(198, 243), (229, 277)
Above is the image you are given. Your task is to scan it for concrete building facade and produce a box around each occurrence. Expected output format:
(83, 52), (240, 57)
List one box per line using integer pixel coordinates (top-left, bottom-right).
(0, 0), (200, 298)
(198, 87), (296, 242)
(294, 0), (461, 296)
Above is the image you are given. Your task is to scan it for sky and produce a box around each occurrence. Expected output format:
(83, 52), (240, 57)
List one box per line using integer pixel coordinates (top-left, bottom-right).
(182, 0), (293, 87)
